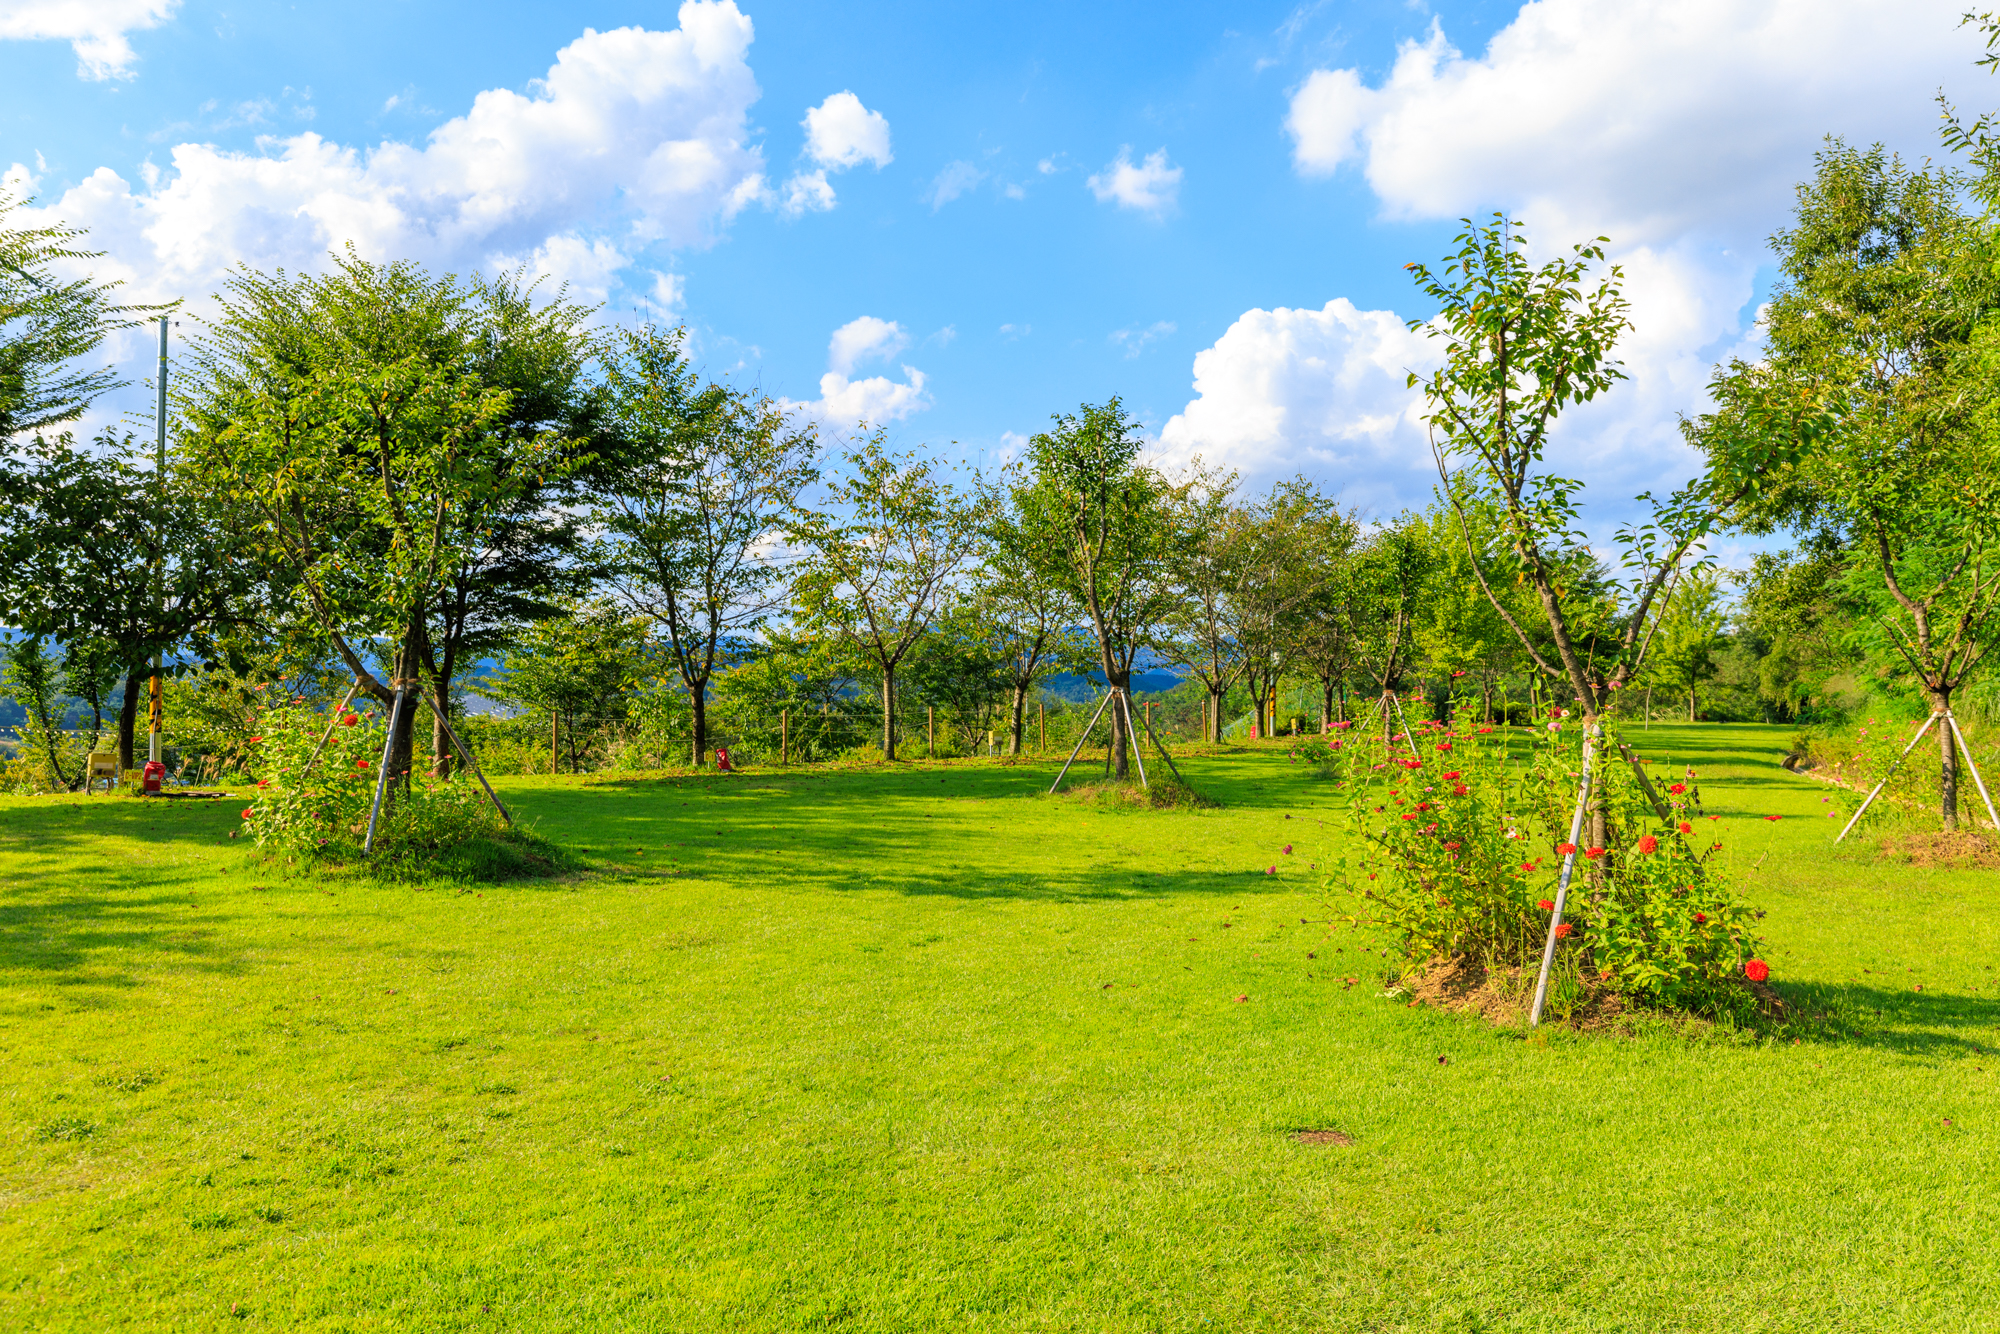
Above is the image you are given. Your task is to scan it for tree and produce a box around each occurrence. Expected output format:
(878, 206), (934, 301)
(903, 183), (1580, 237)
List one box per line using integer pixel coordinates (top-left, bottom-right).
(974, 469), (1092, 754)
(791, 437), (975, 761)
(0, 431), (249, 768)
(1232, 478), (1347, 738)
(1024, 399), (1185, 779)
(598, 325), (817, 768)
(1714, 145), (2000, 827)
(1649, 569), (1728, 721)
(178, 253), (552, 800)
(492, 601), (646, 774)
(1345, 516), (1433, 741)
(0, 186), (159, 440)
(412, 271), (609, 778)
(1161, 464), (1245, 744)
(1410, 215), (1802, 845)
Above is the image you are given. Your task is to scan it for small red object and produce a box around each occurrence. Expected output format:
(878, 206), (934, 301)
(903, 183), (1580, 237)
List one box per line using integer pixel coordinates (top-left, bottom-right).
(1744, 958), (1770, 983)
(142, 761), (164, 794)
(715, 746), (733, 772)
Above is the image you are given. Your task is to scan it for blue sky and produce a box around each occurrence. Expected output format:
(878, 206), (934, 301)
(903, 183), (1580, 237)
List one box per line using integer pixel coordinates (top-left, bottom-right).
(4, 0), (1991, 525)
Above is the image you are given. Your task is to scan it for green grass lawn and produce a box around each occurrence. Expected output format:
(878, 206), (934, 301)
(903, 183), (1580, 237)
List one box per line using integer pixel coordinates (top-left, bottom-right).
(4, 723), (1997, 1332)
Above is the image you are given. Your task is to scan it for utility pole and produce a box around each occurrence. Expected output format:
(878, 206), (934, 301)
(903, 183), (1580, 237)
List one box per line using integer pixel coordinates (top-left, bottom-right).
(149, 316), (168, 767)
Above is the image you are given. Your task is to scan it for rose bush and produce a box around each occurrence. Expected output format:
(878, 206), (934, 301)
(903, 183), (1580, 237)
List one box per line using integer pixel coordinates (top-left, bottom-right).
(1321, 704), (1766, 1015)
(240, 701), (503, 866)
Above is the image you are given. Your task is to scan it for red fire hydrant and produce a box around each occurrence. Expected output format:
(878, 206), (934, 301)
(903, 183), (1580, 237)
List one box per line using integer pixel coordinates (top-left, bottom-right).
(142, 760), (165, 795)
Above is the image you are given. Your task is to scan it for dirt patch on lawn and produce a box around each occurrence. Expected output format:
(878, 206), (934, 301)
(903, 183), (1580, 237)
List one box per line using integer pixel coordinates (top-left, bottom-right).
(1291, 1129), (1353, 1147)
(1880, 829), (2000, 869)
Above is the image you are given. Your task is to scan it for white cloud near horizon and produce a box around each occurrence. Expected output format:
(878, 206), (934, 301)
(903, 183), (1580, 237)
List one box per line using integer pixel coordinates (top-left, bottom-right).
(0, 0), (179, 80)
(9, 1), (769, 311)
(1087, 147), (1182, 215)
(1171, 0), (1991, 509)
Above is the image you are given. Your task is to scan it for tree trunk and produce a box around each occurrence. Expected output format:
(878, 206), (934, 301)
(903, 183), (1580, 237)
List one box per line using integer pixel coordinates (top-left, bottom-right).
(1937, 686), (1960, 830)
(691, 682), (709, 768)
(1688, 687), (1696, 723)
(881, 667), (897, 761)
(1107, 675), (1131, 778)
(430, 678), (452, 779)
(117, 668), (144, 770)
(1009, 682), (1028, 755)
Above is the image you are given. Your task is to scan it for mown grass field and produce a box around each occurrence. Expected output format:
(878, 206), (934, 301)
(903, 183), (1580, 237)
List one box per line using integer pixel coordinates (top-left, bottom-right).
(3, 723), (1996, 1332)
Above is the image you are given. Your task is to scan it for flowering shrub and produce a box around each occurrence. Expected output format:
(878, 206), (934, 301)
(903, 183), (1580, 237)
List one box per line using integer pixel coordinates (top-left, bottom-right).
(1324, 704), (1766, 1014)
(240, 701), (502, 865)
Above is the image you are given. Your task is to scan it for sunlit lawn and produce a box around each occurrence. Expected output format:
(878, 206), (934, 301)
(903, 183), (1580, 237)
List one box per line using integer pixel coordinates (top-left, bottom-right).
(3, 723), (1996, 1331)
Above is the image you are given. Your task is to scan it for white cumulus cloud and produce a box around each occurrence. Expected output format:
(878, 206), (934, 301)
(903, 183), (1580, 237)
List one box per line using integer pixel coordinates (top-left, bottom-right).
(803, 90), (892, 170)
(785, 315), (930, 427)
(1086, 147), (1182, 215)
(11, 1), (769, 309)
(1188, 0), (1993, 512)
(0, 0), (179, 80)
(1158, 300), (1438, 509)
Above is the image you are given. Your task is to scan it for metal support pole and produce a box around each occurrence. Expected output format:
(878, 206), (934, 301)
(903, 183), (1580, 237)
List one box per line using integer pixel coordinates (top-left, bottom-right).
(416, 690), (513, 826)
(1136, 697), (1188, 785)
(781, 709), (788, 765)
(1946, 713), (2000, 833)
(149, 316), (167, 765)
(1048, 690), (1116, 793)
(1835, 713), (1940, 843)
(363, 685), (408, 855)
(1531, 725), (1598, 1027)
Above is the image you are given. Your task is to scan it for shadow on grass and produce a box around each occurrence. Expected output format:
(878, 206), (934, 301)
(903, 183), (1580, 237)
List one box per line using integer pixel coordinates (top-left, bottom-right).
(1780, 978), (2000, 1058)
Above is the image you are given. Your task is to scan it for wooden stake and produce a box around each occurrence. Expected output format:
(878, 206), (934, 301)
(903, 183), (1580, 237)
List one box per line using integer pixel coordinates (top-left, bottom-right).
(781, 709), (789, 765)
(927, 706), (935, 757)
(1049, 689), (1116, 793)
(1038, 700), (1045, 753)
(1531, 724), (1598, 1027)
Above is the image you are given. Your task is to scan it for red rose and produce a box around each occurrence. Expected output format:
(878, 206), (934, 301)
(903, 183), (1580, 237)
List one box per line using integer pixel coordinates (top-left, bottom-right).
(1744, 958), (1770, 983)
(1557, 842), (1578, 856)
(1583, 846), (1606, 860)
(1678, 822), (1692, 834)
(1555, 923), (1574, 938)
(1637, 834), (1658, 854)
(1537, 899), (1554, 911)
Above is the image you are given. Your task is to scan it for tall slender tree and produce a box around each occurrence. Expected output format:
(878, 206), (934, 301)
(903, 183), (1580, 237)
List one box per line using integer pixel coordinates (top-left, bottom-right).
(1024, 399), (1184, 779)
(598, 325), (818, 767)
(791, 437), (974, 761)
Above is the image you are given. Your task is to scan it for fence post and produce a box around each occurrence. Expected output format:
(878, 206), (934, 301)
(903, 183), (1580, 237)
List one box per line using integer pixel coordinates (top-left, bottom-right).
(781, 709), (789, 765)
(1038, 700), (1045, 753)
